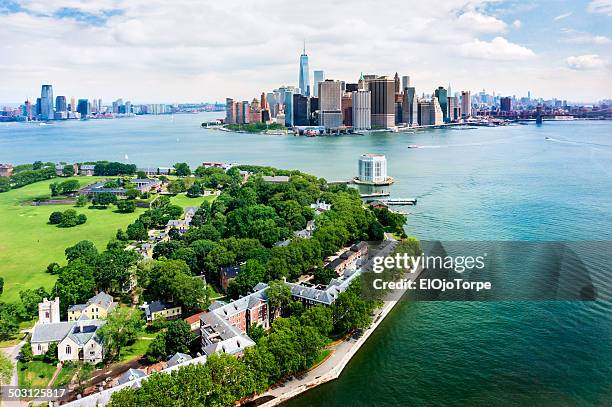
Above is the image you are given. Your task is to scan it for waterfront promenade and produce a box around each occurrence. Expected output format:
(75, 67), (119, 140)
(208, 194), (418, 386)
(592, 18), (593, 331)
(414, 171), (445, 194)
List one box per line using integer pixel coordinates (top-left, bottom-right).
(254, 236), (423, 407)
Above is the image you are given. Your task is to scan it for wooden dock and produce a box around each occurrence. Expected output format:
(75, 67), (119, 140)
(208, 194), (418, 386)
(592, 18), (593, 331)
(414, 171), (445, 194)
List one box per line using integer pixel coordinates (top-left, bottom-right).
(360, 192), (390, 198)
(381, 198), (417, 205)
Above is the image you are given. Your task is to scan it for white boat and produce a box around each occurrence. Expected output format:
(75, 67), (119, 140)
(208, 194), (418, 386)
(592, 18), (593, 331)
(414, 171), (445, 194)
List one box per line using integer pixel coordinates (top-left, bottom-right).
(407, 144), (421, 149)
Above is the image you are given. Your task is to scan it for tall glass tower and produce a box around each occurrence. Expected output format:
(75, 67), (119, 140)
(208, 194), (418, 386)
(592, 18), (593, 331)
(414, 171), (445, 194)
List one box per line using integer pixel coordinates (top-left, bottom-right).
(298, 41), (310, 96)
(40, 84), (54, 120)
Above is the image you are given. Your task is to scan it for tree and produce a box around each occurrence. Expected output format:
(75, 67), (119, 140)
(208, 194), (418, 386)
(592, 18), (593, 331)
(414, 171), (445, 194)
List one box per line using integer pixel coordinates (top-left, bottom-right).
(75, 194), (89, 207)
(144, 260), (206, 313)
(92, 192), (117, 207)
(19, 287), (49, 319)
(20, 342), (33, 363)
(46, 262), (60, 275)
(44, 342), (59, 364)
(59, 209), (79, 227)
(300, 306), (333, 337)
(98, 308), (144, 362)
(53, 260), (96, 316)
(145, 332), (167, 362)
(49, 182), (60, 196)
(186, 182), (203, 198)
(65, 240), (97, 262)
(59, 179), (80, 193)
(136, 171), (148, 179)
(0, 352), (13, 387)
(266, 280), (292, 312)
(247, 323), (265, 344)
(117, 199), (136, 213)
(164, 320), (195, 355)
(48, 211), (63, 225)
(77, 213), (87, 225)
(63, 164), (75, 176)
(0, 177), (10, 193)
(0, 304), (19, 340)
(116, 228), (129, 241)
(127, 221), (148, 241)
(93, 249), (139, 294)
(173, 162), (191, 177)
(126, 188), (140, 200)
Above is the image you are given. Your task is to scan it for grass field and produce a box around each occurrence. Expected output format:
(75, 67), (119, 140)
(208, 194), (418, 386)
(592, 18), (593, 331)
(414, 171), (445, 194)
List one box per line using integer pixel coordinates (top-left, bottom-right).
(0, 180), (217, 304)
(0, 177), (144, 303)
(169, 193), (215, 209)
(53, 362), (78, 387)
(119, 331), (158, 362)
(17, 360), (57, 388)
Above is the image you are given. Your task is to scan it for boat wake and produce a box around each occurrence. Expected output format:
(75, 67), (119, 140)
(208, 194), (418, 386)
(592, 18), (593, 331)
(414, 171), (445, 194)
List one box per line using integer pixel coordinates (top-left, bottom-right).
(545, 137), (612, 149)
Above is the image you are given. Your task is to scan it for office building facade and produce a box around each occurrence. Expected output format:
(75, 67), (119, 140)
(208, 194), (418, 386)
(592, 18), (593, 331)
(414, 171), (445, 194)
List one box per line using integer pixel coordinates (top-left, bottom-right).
(299, 45), (310, 96)
(313, 70), (324, 97)
(461, 91), (472, 117)
(40, 85), (54, 120)
(319, 80), (342, 129)
(369, 77), (395, 128)
(434, 87), (448, 122)
(352, 90), (371, 130)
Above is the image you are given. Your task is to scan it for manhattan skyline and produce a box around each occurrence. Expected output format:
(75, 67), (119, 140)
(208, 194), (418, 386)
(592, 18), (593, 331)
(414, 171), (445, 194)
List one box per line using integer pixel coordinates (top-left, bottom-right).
(0, 0), (611, 103)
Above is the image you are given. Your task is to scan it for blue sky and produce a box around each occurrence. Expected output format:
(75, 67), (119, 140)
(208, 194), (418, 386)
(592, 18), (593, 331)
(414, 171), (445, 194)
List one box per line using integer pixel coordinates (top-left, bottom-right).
(0, 0), (610, 103)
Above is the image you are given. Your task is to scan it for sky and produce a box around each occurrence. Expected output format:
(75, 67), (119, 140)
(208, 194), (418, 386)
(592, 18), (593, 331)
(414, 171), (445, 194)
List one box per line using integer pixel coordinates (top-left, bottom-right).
(0, 0), (611, 104)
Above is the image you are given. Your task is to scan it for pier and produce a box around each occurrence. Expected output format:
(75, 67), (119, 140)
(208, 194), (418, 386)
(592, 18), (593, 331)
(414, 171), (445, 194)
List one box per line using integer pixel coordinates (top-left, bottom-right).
(380, 198), (417, 205)
(360, 192), (390, 198)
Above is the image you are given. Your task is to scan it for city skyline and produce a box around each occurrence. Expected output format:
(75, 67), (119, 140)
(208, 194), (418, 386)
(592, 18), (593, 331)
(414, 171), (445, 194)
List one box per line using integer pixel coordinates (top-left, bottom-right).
(0, 0), (611, 103)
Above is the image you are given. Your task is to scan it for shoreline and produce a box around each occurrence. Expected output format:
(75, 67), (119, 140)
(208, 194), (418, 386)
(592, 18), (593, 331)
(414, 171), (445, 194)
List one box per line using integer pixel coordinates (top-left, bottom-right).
(254, 251), (423, 407)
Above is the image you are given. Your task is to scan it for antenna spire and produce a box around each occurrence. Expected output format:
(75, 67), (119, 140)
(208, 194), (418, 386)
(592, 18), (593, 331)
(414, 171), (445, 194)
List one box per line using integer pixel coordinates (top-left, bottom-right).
(303, 39), (306, 54)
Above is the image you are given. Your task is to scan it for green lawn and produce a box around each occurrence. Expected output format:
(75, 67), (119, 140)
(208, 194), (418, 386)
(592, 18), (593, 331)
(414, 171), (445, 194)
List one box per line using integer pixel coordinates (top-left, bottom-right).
(119, 331), (158, 362)
(17, 360), (57, 388)
(169, 193), (216, 209)
(53, 362), (78, 387)
(310, 349), (332, 368)
(0, 177), (145, 303)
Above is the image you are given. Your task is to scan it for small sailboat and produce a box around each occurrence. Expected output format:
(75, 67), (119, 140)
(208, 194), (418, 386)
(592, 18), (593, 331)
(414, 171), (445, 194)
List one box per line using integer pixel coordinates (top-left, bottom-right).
(124, 154), (129, 160)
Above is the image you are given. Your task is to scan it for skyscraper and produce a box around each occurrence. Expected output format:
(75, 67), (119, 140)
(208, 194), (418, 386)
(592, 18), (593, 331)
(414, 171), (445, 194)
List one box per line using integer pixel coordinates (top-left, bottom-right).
(226, 98), (236, 124)
(352, 89), (371, 130)
(55, 96), (66, 112)
(419, 96), (443, 126)
(293, 94), (309, 126)
(298, 42), (310, 96)
(76, 99), (90, 117)
(369, 76), (395, 128)
(394, 72), (400, 94)
(500, 96), (512, 112)
(434, 87), (448, 122)
(401, 76), (410, 91)
(313, 70), (324, 97)
(70, 97), (76, 112)
(284, 90), (294, 126)
(461, 91), (472, 117)
(40, 84), (54, 120)
(319, 80), (342, 129)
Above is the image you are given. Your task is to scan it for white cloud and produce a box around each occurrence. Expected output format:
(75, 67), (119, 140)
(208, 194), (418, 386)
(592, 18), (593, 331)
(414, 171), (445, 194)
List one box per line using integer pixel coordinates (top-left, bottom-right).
(457, 11), (507, 33)
(459, 37), (536, 61)
(587, 0), (612, 16)
(565, 54), (607, 70)
(553, 12), (572, 21)
(562, 32), (612, 45)
(0, 0), (609, 102)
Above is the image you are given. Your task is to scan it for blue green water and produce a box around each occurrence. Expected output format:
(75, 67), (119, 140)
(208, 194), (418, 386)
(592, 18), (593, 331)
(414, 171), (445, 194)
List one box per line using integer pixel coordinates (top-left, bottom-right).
(1, 115), (611, 405)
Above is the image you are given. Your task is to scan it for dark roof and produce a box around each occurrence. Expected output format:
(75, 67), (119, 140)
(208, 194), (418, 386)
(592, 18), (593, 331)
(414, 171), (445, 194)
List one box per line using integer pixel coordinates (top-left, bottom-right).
(220, 265), (240, 278)
(325, 257), (346, 270)
(351, 241), (368, 252)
